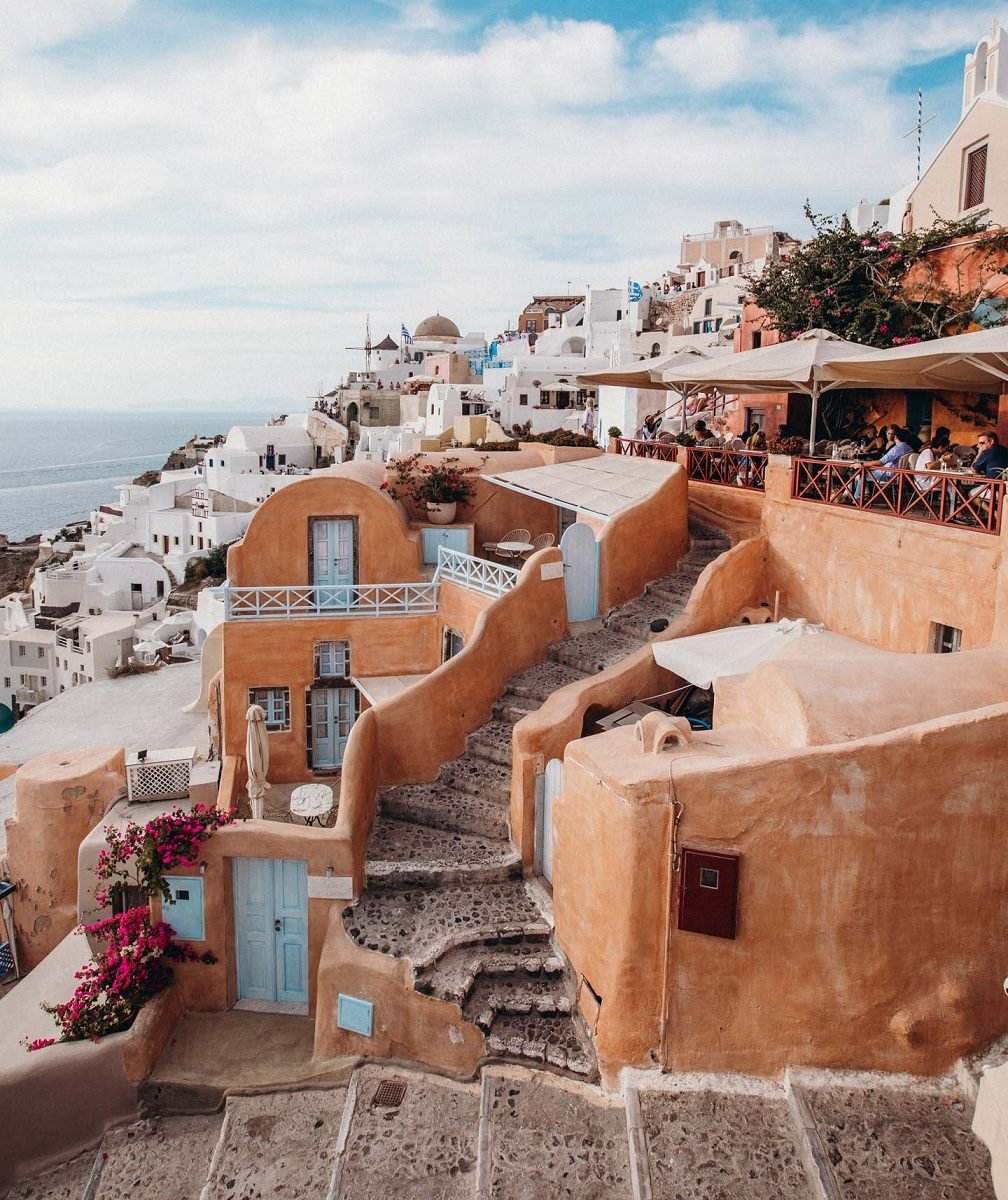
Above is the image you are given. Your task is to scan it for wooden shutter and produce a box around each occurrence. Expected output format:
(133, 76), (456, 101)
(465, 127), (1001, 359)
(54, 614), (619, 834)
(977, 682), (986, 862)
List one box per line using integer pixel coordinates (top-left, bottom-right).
(964, 144), (987, 210)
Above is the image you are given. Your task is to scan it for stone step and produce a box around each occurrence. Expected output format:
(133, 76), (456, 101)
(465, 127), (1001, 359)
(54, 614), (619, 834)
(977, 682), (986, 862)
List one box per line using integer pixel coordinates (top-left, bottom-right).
(549, 629), (644, 674)
(464, 718), (515, 767)
(366, 815), (519, 887)
(413, 936), (560, 1006)
(484, 1010), (596, 1078)
(799, 1080), (996, 1199)
(504, 659), (588, 702)
(606, 593), (691, 640)
(94, 1114), (225, 1200)
(379, 780), (508, 840)
(636, 1086), (811, 1199)
(200, 1088), (348, 1200)
(438, 753), (511, 805)
(492, 692), (543, 726)
(466, 973), (572, 1028)
(6, 1150), (99, 1200)
(343, 879), (550, 967)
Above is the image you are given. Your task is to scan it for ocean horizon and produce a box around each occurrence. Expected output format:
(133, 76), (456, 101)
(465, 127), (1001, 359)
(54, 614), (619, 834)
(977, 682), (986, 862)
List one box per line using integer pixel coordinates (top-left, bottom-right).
(0, 407), (284, 542)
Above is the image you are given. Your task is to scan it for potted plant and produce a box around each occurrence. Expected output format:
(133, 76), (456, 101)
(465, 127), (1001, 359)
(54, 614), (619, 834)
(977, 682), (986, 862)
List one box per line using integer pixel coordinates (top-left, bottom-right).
(381, 453), (484, 524)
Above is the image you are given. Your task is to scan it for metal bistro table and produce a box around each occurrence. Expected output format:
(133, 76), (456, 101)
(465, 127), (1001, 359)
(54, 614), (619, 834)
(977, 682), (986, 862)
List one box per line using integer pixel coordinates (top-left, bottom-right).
(496, 540), (534, 562)
(290, 783), (334, 827)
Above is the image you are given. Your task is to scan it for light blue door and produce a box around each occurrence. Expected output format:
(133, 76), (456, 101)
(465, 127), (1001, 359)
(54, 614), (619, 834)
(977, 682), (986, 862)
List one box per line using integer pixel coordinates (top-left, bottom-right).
(422, 526), (470, 565)
(535, 758), (562, 886)
(233, 857), (308, 1006)
(311, 686), (357, 769)
(560, 522), (600, 622)
(312, 519), (355, 598)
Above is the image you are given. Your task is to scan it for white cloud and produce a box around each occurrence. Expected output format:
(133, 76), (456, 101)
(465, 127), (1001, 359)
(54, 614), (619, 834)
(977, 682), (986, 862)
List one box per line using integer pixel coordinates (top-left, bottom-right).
(0, 0), (134, 59)
(0, 4), (988, 410)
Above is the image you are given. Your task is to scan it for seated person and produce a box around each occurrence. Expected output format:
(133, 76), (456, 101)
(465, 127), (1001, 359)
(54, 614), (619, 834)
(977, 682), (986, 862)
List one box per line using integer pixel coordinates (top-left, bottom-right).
(640, 412), (662, 440)
(861, 423), (886, 454)
(971, 431), (1008, 478)
(746, 428), (767, 451)
(913, 428), (951, 490)
(854, 426), (914, 500)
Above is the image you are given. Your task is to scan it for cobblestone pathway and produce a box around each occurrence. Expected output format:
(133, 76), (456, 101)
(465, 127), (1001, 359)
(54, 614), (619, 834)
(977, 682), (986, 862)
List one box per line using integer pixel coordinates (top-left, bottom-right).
(343, 521), (731, 1080)
(11, 1065), (995, 1199)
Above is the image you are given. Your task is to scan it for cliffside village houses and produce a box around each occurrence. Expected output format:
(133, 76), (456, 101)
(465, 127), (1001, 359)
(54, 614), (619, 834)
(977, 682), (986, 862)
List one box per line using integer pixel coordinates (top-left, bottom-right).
(5, 23), (1008, 1197)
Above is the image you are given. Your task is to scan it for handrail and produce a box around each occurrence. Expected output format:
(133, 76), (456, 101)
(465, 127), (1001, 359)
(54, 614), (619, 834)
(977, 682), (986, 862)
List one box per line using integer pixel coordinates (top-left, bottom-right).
(434, 546), (520, 599)
(791, 457), (1005, 535)
(224, 581), (439, 619)
(615, 437), (678, 462)
(686, 446), (767, 491)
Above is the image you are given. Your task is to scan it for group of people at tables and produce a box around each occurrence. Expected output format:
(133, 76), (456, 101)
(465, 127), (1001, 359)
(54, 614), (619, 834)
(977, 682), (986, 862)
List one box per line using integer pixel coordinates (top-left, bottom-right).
(838, 424), (1008, 509)
(638, 412), (768, 450)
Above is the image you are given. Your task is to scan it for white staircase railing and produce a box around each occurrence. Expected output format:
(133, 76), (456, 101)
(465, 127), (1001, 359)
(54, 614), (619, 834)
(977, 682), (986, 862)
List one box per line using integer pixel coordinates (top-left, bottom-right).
(434, 547), (520, 599)
(224, 582), (439, 620)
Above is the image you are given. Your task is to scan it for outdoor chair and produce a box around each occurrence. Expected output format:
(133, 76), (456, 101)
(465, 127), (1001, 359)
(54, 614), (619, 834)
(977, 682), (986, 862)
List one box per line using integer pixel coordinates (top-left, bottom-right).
(492, 528), (532, 562)
(521, 532), (555, 559)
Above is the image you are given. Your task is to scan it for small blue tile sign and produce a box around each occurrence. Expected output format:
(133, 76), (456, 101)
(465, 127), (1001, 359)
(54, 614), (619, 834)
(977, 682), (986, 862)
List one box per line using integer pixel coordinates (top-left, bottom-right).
(337, 993), (374, 1037)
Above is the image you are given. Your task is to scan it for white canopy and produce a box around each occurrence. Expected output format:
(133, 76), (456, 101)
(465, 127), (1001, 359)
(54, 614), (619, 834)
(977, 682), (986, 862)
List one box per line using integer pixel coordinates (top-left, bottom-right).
(651, 619), (824, 688)
(485, 454), (676, 520)
(577, 346), (713, 391)
(821, 326), (1008, 393)
(658, 329), (883, 452)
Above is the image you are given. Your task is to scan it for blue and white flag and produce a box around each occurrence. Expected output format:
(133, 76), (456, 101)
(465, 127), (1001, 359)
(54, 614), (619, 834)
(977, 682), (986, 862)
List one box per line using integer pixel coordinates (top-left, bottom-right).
(401, 323), (413, 345)
(627, 280), (643, 303)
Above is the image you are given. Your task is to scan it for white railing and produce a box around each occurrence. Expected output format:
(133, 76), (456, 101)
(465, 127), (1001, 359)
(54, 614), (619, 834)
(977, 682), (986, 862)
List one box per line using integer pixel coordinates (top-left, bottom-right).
(224, 582), (439, 620)
(434, 547), (520, 599)
(15, 687), (48, 706)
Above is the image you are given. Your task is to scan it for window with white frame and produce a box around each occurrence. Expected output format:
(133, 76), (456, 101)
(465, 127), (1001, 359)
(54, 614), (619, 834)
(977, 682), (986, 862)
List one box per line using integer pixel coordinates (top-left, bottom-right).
(17, 645), (25, 657)
(315, 640), (351, 678)
(248, 686), (291, 731)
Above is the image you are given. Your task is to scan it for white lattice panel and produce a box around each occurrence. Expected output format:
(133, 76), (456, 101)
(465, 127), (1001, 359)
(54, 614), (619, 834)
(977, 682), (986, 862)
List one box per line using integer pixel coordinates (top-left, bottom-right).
(126, 749), (195, 803)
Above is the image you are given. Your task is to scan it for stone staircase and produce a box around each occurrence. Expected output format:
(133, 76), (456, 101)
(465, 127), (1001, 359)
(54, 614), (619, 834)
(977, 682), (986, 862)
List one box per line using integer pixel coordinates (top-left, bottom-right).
(342, 521), (731, 1081)
(10, 1063), (995, 1199)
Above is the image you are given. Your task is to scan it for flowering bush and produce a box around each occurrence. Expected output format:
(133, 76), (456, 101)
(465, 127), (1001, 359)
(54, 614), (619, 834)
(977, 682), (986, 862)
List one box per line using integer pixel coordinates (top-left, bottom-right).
(381, 453), (484, 508)
(26, 804), (234, 1051)
(94, 804), (235, 907)
(768, 435), (808, 455)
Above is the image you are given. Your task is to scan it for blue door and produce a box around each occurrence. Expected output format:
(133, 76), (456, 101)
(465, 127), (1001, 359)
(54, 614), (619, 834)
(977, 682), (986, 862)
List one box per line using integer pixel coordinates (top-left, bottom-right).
(559, 522), (600, 622)
(310, 686), (357, 769)
(233, 857), (308, 1006)
(312, 519), (355, 606)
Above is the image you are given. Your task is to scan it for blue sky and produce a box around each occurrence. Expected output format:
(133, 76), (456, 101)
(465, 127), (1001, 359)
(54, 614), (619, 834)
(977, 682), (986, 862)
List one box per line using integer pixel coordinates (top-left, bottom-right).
(0, 0), (993, 411)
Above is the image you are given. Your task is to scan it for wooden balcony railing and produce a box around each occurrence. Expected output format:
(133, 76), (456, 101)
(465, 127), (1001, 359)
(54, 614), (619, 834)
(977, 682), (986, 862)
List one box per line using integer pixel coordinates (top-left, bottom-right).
(686, 447), (767, 490)
(615, 437), (677, 462)
(791, 458), (1005, 535)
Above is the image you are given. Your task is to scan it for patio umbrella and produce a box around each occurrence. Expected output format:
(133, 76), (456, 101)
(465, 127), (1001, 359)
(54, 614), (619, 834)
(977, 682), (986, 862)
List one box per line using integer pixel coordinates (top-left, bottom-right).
(651, 618), (823, 688)
(821, 326), (1008, 393)
(658, 329), (882, 453)
(578, 346), (721, 432)
(245, 703), (271, 820)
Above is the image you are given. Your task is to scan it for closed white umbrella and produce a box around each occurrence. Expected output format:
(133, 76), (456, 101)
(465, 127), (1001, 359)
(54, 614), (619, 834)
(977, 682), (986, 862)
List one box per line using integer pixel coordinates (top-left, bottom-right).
(651, 619), (823, 688)
(245, 703), (271, 820)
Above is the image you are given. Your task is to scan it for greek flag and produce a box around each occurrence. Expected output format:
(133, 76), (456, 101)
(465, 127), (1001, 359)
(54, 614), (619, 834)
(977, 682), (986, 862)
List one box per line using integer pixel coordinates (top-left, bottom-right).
(401, 323), (413, 345)
(628, 280), (643, 303)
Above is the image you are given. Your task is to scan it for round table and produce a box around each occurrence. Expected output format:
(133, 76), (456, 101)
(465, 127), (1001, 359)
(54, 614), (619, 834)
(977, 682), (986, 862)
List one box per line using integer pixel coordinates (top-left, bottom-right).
(496, 540), (534, 560)
(290, 783), (334, 826)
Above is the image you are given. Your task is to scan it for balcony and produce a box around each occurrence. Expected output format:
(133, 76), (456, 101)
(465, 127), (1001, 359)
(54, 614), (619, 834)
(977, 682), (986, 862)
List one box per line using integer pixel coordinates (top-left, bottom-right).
(434, 547), (520, 599)
(791, 458), (1005, 535)
(15, 686), (48, 707)
(614, 439), (767, 491)
(224, 582), (440, 620)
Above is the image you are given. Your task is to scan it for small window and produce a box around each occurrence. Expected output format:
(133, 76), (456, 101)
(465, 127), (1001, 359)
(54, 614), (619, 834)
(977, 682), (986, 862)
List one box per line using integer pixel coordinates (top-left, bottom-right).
(37, 646), (44, 659)
(443, 628), (464, 662)
(930, 622), (962, 654)
(173, 536), (180, 546)
(704, 298), (713, 317)
(519, 393), (528, 406)
(315, 640), (351, 678)
(751, 331), (762, 350)
(963, 142), (988, 211)
(248, 686), (291, 731)
(692, 322), (701, 334)
(156, 580), (165, 597)
(110, 883), (147, 916)
(278, 454), (287, 466)
(3, 677), (9, 689)
(696, 272), (705, 287)
(17, 645), (25, 657)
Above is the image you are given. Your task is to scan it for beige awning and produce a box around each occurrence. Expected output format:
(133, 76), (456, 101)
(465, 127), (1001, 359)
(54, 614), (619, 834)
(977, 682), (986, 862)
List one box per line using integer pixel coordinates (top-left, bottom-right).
(577, 346), (715, 391)
(821, 326), (1008, 392)
(352, 674), (428, 705)
(485, 454), (677, 519)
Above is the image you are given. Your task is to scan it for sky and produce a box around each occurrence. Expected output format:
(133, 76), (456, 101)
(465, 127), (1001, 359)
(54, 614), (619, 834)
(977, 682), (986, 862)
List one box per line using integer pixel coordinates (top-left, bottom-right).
(0, 0), (993, 412)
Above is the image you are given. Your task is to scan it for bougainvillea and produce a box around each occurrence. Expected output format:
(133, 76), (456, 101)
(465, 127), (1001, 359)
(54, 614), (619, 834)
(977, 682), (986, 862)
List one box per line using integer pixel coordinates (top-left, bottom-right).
(94, 803), (234, 906)
(748, 204), (1008, 349)
(26, 806), (233, 1050)
(380, 453), (485, 508)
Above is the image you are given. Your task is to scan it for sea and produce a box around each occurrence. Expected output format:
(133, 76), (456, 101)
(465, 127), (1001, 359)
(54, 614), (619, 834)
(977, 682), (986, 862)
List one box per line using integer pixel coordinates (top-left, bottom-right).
(0, 408), (279, 542)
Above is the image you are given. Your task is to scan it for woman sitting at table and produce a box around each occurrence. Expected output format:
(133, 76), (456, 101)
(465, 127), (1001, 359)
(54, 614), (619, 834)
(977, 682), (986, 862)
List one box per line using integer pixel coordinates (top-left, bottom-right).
(913, 428), (951, 490)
